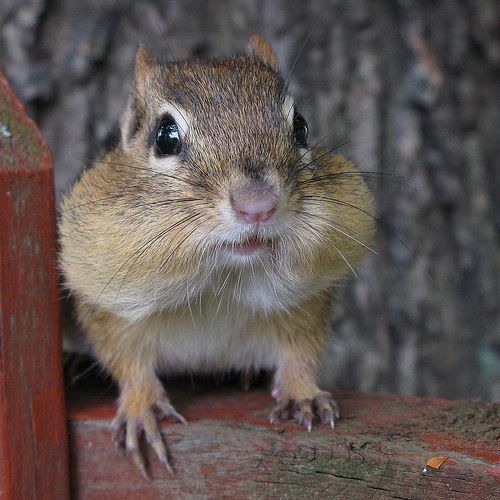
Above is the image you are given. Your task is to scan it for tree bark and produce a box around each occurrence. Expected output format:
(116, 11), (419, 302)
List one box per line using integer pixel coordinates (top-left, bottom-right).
(1, 0), (498, 400)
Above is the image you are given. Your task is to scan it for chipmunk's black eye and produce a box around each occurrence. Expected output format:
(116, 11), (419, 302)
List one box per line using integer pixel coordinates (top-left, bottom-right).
(156, 116), (181, 155)
(293, 110), (308, 148)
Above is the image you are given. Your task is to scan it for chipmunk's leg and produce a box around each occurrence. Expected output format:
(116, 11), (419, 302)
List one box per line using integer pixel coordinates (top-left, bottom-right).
(269, 292), (340, 430)
(110, 371), (186, 478)
(77, 305), (185, 477)
(270, 356), (339, 430)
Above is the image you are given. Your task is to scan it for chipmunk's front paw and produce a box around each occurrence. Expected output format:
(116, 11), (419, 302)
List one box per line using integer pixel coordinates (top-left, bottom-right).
(270, 391), (339, 431)
(111, 396), (186, 478)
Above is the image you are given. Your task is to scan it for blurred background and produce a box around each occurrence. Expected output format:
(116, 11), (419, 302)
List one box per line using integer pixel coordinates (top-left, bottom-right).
(1, 0), (498, 401)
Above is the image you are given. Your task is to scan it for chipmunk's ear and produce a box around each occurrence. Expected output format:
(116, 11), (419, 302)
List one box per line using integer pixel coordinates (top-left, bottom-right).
(248, 35), (278, 71)
(134, 44), (156, 88)
(121, 44), (156, 151)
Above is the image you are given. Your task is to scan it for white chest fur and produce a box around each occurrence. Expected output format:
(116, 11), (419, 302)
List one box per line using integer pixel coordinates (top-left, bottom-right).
(110, 258), (330, 375)
(142, 300), (280, 374)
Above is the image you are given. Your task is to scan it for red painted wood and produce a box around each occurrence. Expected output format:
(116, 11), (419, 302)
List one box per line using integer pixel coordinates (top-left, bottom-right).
(0, 71), (70, 500)
(67, 384), (499, 498)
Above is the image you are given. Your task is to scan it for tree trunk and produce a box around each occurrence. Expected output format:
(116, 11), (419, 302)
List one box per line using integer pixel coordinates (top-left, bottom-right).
(1, 0), (498, 400)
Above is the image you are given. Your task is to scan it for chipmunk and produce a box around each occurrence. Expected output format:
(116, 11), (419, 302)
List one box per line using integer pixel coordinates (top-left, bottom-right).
(58, 35), (375, 477)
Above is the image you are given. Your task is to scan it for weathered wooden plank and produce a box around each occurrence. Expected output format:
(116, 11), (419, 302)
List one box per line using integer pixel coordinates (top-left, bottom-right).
(0, 70), (69, 500)
(67, 385), (499, 499)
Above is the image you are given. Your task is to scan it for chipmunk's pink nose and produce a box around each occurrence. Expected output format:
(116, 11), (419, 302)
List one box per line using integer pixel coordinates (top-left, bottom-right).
(231, 185), (277, 224)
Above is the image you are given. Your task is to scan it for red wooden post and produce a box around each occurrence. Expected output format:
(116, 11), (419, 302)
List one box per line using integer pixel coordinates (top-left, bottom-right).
(0, 71), (69, 499)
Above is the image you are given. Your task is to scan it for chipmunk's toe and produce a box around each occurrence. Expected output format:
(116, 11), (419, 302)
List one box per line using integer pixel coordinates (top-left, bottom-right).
(111, 396), (185, 478)
(270, 391), (339, 430)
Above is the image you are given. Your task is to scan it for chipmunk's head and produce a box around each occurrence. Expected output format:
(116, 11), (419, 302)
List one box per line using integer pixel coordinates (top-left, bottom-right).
(60, 37), (372, 318)
(118, 36), (317, 265)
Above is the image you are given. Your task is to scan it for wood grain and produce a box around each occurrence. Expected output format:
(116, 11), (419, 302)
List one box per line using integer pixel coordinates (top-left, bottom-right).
(68, 384), (499, 498)
(0, 70), (69, 500)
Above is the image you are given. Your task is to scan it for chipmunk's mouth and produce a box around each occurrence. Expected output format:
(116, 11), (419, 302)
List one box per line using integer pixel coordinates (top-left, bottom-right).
(231, 238), (264, 255)
(223, 237), (274, 258)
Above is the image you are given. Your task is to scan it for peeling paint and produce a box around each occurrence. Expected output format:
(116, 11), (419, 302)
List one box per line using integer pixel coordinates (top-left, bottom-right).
(0, 123), (12, 138)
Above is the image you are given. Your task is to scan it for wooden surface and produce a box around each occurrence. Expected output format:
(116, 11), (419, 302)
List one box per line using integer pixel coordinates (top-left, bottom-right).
(0, 70), (69, 500)
(67, 383), (499, 499)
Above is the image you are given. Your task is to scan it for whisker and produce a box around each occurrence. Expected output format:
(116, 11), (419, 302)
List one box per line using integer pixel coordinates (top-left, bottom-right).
(377, 218), (434, 282)
(299, 142), (352, 170)
(197, 233), (224, 292)
(300, 193), (376, 221)
(133, 197), (205, 209)
(285, 15), (322, 85)
(287, 140), (353, 183)
(301, 195), (431, 281)
(96, 212), (200, 303)
(215, 267), (232, 316)
(121, 213), (203, 299)
(216, 267), (232, 298)
(283, 137), (330, 185)
(60, 193), (129, 214)
(299, 210), (377, 255)
(153, 18), (176, 62)
(61, 195), (203, 215)
(332, 243), (358, 278)
(95, 159), (206, 189)
(157, 216), (206, 275)
(297, 170), (413, 190)
(236, 265), (243, 304)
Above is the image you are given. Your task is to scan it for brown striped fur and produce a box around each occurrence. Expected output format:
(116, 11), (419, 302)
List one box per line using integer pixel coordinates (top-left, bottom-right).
(59, 36), (374, 474)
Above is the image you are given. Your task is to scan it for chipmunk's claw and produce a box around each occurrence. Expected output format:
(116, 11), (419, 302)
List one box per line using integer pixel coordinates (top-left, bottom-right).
(111, 411), (127, 452)
(111, 396), (185, 477)
(270, 398), (292, 424)
(291, 399), (314, 431)
(270, 391), (339, 430)
(153, 398), (187, 426)
(128, 423), (150, 479)
(314, 393), (339, 428)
